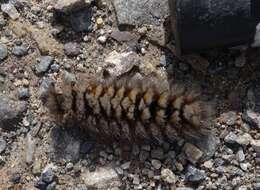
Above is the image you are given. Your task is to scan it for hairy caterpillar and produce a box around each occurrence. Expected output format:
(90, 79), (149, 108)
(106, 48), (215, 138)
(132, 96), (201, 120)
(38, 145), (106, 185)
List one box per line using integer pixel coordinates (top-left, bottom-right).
(42, 72), (214, 145)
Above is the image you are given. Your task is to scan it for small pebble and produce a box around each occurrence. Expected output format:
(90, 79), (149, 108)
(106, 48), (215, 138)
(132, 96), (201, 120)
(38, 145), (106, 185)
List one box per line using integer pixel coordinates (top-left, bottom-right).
(0, 137), (7, 154)
(41, 168), (54, 184)
(18, 88), (29, 100)
(35, 56), (54, 74)
(12, 46), (28, 57)
(151, 159), (161, 170)
(64, 42), (81, 57)
(97, 36), (107, 44)
(10, 173), (21, 184)
(66, 162), (74, 171)
(161, 169), (176, 184)
(0, 43), (8, 61)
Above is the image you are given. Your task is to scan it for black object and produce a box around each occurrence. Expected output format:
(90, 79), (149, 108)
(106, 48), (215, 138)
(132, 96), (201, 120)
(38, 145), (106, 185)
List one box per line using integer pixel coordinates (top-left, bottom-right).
(169, 0), (260, 55)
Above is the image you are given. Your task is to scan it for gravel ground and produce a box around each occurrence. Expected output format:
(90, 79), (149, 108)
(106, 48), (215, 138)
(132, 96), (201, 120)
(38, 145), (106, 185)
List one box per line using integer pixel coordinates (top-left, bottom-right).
(0, 0), (259, 190)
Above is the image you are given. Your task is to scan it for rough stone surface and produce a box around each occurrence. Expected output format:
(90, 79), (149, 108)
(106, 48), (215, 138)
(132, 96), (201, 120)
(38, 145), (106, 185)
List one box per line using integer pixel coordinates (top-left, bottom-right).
(113, 0), (169, 26)
(104, 51), (140, 77)
(0, 137), (7, 154)
(12, 46), (28, 57)
(69, 8), (92, 32)
(35, 56), (54, 74)
(185, 165), (206, 184)
(183, 143), (203, 164)
(64, 42), (81, 57)
(160, 169), (176, 184)
(1, 3), (20, 20)
(110, 30), (139, 44)
(0, 44), (8, 61)
(252, 23), (260, 47)
(54, 0), (87, 12)
(81, 167), (120, 189)
(0, 94), (27, 130)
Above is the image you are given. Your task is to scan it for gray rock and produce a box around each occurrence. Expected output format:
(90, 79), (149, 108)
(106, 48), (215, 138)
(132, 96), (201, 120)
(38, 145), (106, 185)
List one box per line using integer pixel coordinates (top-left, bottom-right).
(35, 56), (54, 74)
(50, 63), (60, 72)
(113, 0), (169, 26)
(176, 188), (194, 190)
(1, 3), (20, 20)
(66, 162), (74, 171)
(183, 143), (203, 164)
(147, 25), (168, 47)
(236, 148), (245, 162)
(0, 93), (27, 130)
(242, 110), (260, 130)
(35, 179), (47, 189)
(64, 42), (81, 57)
(220, 111), (237, 125)
(110, 30), (139, 44)
(81, 167), (120, 189)
(151, 159), (161, 170)
(0, 137), (7, 154)
(235, 133), (252, 146)
(224, 132), (237, 144)
(69, 8), (92, 32)
(49, 127), (81, 162)
(254, 183), (260, 190)
(139, 150), (149, 162)
(121, 161), (131, 170)
(10, 173), (21, 184)
(251, 140), (260, 154)
(54, 0), (87, 12)
(26, 133), (36, 164)
(161, 169), (175, 184)
(41, 168), (54, 184)
(46, 182), (56, 190)
(151, 148), (164, 160)
(0, 43), (8, 61)
(12, 45), (28, 56)
(18, 88), (29, 100)
(185, 165), (206, 184)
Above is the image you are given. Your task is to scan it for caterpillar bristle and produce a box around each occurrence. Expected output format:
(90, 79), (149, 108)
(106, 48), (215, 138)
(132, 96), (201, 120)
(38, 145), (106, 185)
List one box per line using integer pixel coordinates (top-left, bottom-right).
(43, 73), (215, 144)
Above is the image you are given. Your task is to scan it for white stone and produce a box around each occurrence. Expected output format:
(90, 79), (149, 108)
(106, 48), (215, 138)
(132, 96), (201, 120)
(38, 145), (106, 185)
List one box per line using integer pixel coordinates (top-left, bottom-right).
(81, 167), (120, 189)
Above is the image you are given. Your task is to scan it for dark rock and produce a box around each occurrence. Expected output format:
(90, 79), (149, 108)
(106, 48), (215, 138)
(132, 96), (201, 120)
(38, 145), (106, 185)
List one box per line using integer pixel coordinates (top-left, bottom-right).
(0, 93), (27, 130)
(69, 8), (92, 32)
(110, 30), (139, 44)
(12, 45), (28, 56)
(49, 127), (81, 162)
(0, 43), (8, 61)
(0, 137), (7, 154)
(54, 0), (88, 13)
(41, 168), (54, 184)
(10, 173), (21, 184)
(35, 179), (48, 190)
(18, 88), (29, 100)
(46, 182), (56, 190)
(0, 18), (6, 28)
(185, 165), (206, 184)
(35, 56), (54, 74)
(242, 110), (260, 130)
(64, 42), (81, 57)
(151, 148), (164, 160)
(113, 0), (169, 26)
(80, 141), (94, 154)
